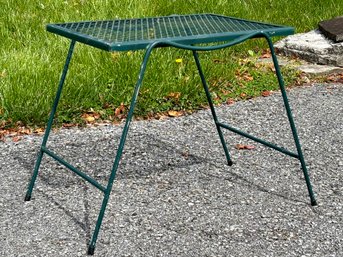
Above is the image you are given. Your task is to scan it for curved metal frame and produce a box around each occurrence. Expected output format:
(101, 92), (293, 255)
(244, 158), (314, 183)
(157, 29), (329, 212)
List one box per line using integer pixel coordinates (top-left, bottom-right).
(25, 32), (317, 256)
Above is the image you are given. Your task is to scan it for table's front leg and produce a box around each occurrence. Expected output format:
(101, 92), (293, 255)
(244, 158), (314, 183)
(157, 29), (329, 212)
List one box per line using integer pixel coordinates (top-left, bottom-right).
(25, 40), (77, 202)
(87, 43), (158, 255)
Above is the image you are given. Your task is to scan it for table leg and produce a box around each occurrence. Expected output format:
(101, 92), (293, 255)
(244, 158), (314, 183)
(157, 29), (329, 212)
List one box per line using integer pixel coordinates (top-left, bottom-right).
(192, 50), (233, 166)
(87, 43), (156, 255)
(25, 40), (77, 201)
(264, 35), (317, 206)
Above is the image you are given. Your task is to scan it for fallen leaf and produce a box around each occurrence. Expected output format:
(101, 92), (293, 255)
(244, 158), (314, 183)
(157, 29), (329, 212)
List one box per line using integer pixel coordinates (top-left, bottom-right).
(236, 70), (254, 82)
(220, 89), (232, 96)
(62, 123), (74, 128)
(115, 103), (126, 117)
(226, 99), (235, 105)
(325, 73), (343, 83)
(168, 110), (183, 117)
(243, 73), (254, 81)
(166, 92), (181, 100)
(32, 128), (42, 134)
(235, 144), (255, 150)
(214, 96), (221, 102)
(261, 49), (272, 58)
(20, 128), (31, 135)
(85, 116), (95, 122)
(82, 110), (101, 123)
(12, 136), (22, 142)
(262, 91), (271, 97)
(156, 114), (169, 120)
(261, 53), (271, 58)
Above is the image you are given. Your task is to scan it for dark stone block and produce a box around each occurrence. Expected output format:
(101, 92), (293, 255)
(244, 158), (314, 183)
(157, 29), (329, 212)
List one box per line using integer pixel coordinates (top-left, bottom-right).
(319, 16), (343, 43)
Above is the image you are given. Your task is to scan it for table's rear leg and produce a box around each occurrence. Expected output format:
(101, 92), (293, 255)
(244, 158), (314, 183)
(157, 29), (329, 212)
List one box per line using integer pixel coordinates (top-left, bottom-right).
(87, 44), (156, 255)
(192, 50), (233, 166)
(25, 40), (77, 201)
(264, 35), (317, 206)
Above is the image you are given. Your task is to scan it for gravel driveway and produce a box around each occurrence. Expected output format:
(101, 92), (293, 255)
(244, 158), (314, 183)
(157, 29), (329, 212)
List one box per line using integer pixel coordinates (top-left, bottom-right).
(0, 83), (342, 257)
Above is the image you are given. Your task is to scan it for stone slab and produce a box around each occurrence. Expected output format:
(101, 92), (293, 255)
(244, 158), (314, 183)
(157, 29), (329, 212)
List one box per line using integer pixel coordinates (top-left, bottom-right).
(297, 63), (343, 75)
(275, 30), (343, 67)
(319, 16), (343, 43)
(257, 56), (343, 75)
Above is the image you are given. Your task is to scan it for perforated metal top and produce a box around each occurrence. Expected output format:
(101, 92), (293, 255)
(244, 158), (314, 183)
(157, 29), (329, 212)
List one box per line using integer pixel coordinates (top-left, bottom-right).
(47, 14), (294, 51)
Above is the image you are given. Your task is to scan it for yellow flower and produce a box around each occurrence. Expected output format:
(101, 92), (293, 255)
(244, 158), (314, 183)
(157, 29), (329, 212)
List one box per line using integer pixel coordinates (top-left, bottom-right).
(111, 52), (121, 61)
(175, 58), (183, 63)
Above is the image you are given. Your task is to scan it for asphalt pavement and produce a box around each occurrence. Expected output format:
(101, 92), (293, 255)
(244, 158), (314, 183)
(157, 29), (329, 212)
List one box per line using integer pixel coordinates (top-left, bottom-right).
(0, 83), (342, 257)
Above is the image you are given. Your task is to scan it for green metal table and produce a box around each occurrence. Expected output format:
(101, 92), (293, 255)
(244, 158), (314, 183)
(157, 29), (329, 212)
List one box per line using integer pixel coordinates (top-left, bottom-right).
(25, 14), (317, 255)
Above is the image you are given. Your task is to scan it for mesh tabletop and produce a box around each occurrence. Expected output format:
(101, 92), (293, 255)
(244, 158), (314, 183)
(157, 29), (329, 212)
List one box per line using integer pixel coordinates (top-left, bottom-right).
(47, 14), (294, 51)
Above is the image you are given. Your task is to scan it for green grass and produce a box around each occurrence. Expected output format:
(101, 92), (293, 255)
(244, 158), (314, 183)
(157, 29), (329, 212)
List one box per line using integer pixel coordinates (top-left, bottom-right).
(1, 0), (343, 128)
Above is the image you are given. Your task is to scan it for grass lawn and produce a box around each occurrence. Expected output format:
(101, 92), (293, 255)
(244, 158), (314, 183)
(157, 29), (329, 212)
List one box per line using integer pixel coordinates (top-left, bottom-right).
(1, 0), (343, 129)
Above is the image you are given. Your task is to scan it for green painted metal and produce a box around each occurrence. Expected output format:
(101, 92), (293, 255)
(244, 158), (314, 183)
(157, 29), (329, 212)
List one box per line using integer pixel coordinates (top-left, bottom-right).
(88, 41), (158, 254)
(25, 40), (76, 201)
(25, 14), (317, 256)
(192, 50), (232, 166)
(217, 122), (299, 159)
(46, 14), (294, 52)
(263, 35), (317, 206)
(41, 146), (106, 193)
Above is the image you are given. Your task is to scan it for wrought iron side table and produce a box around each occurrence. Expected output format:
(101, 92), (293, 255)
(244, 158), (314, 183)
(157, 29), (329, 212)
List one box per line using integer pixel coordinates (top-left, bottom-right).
(24, 14), (317, 255)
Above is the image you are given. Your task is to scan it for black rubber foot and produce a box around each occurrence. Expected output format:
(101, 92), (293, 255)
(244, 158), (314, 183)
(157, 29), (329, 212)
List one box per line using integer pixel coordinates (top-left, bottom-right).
(24, 195), (31, 201)
(87, 246), (95, 255)
(311, 200), (318, 206)
(227, 160), (233, 166)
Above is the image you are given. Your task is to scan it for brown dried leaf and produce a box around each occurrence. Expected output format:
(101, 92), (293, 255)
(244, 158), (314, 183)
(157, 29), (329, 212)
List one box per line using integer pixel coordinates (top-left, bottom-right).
(261, 53), (272, 59)
(19, 128), (31, 135)
(166, 92), (181, 100)
(243, 73), (254, 81)
(62, 123), (74, 128)
(220, 89), (232, 96)
(115, 103), (126, 117)
(236, 70), (254, 82)
(156, 114), (169, 120)
(33, 128), (45, 135)
(12, 136), (22, 142)
(226, 99), (235, 105)
(261, 49), (272, 58)
(235, 144), (255, 150)
(168, 110), (183, 117)
(262, 91), (271, 97)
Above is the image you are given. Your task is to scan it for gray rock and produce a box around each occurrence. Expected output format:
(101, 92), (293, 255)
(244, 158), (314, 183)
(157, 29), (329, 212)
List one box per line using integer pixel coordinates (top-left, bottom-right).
(319, 16), (343, 43)
(275, 30), (343, 67)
